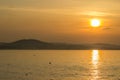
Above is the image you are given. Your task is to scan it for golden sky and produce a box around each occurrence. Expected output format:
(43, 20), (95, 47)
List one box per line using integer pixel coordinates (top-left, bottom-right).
(0, 0), (120, 44)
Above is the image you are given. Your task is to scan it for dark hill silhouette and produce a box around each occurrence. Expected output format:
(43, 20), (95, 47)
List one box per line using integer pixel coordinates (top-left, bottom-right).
(89, 43), (120, 50)
(12, 39), (49, 45)
(0, 39), (51, 49)
(0, 39), (120, 50)
(0, 42), (6, 46)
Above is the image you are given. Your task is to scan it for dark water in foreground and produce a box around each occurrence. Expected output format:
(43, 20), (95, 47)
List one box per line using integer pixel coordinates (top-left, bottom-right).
(0, 50), (120, 80)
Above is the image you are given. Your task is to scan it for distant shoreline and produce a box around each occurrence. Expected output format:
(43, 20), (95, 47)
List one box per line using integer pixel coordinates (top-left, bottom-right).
(0, 49), (120, 50)
(0, 39), (120, 50)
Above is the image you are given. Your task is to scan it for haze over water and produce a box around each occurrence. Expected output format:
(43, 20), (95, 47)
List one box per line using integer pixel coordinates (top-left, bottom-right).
(0, 50), (120, 80)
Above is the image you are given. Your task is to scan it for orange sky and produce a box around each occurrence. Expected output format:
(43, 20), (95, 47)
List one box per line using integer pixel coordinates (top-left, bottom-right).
(0, 0), (120, 44)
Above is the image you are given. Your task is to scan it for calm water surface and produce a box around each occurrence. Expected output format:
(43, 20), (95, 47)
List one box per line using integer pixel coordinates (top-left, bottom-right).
(0, 50), (120, 80)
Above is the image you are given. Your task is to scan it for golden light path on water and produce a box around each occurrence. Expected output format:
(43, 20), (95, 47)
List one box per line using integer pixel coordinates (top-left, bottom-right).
(91, 50), (100, 80)
(92, 50), (99, 65)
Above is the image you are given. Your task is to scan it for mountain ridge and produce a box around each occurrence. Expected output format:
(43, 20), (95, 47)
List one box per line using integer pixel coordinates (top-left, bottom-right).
(0, 39), (120, 50)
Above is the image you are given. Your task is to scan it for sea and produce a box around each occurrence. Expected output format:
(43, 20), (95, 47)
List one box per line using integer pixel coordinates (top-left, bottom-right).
(0, 50), (120, 80)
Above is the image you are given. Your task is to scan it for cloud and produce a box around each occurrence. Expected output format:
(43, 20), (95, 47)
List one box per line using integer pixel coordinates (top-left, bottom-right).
(78, 11), (109, 17)
(102, 27), (112, 30)
(0, 6), (67, 13)
(1, 6), (119, 17)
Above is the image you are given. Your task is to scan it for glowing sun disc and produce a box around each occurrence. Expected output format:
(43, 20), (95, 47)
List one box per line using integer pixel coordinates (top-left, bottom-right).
(91, 19), (101, 27)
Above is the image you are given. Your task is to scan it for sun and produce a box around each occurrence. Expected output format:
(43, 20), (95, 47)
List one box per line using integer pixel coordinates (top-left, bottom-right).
(91, 19), (101, 27)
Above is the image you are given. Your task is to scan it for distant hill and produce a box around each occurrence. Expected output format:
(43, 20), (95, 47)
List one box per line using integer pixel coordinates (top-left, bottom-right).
(0, 42), (6, 46)
(0, 39), (51, 49)
(0, 39), (120, 50)
(89, 43), (120, 50)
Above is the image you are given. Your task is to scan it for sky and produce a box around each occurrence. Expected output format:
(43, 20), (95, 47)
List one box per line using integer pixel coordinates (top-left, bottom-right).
(0, 0), (120, 44)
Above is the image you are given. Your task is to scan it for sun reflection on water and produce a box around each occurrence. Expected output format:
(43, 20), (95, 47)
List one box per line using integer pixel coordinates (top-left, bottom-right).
(91, 50), (100, 80)
(92, 50), (99, 65)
